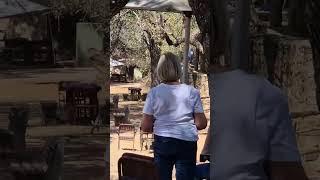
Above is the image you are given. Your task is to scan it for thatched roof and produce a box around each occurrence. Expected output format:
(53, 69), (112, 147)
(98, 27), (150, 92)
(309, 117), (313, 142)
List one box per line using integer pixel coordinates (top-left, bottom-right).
(124, 0), (192, 13)
(0, 0), (49, 18)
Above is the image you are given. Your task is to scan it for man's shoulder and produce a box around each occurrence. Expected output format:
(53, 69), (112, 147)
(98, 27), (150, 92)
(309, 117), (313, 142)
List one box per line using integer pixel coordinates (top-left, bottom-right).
(252, 76), (287, 104)
(184, 84), (199, 92)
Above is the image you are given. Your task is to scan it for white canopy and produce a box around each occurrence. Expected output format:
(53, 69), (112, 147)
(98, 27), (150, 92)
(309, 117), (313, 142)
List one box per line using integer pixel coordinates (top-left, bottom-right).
(124, 0), (192, 13)
(0, 0), (49, 19)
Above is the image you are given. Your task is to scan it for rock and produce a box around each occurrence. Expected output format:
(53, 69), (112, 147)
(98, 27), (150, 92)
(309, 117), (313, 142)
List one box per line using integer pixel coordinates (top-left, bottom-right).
(251, 34), (318, 113)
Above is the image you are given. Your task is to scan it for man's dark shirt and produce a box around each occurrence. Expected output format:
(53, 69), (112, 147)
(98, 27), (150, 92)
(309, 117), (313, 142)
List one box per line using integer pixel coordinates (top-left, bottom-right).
(209, 69), (301, 180)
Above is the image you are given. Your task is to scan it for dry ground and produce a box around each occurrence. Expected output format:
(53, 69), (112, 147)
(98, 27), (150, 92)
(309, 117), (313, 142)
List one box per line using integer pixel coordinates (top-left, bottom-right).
(110, 82), (210, 180)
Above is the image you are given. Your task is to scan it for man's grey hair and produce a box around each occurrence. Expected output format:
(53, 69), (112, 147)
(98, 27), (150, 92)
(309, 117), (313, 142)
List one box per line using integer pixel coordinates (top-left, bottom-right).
(156, 52), (182, 83)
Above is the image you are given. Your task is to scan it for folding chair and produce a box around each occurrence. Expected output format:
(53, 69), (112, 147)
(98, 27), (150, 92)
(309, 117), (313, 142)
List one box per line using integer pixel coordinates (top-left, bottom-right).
(140, 128), (154, 151)
(118, 124), (136, 149)
(118, 153), (159, 180)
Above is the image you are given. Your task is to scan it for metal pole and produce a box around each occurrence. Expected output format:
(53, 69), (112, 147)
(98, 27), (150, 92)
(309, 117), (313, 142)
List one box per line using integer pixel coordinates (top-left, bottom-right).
(183, 12), (192, 84)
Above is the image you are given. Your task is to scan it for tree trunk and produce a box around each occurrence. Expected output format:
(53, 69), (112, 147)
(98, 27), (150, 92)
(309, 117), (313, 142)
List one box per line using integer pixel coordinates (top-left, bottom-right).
(305, 0), (320, 110)
(188, 0), (210, 73)
(127, 65), (135, 81)
(145, 36), (161, 87)
(150, 44), (161, 87)
(111, 0), (130, 17)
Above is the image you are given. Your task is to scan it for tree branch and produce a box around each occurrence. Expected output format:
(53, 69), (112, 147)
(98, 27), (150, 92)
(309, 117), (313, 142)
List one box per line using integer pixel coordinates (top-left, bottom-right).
(111, 0), (130, 17)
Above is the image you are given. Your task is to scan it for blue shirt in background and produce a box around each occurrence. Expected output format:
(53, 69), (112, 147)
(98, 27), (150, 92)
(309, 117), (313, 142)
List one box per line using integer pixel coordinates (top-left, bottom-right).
(143, 83), (204, 142)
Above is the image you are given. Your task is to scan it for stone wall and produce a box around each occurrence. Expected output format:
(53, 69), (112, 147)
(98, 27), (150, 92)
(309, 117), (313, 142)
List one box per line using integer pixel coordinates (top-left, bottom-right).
(251, 34), (318, 113)
(251, 33), (320, 179)
(295, 114), (320, 179)
(193, 32), (320, 178)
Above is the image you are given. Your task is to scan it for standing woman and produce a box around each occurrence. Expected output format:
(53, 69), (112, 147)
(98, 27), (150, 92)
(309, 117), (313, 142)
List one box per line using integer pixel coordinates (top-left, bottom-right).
(141, 52), (207, 180)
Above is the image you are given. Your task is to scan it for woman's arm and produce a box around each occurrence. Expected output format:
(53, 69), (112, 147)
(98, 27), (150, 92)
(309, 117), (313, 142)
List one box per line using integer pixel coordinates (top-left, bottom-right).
(191, 88), (207, 130)
(194, 113), (207, 130)
(142, 89), (154, 132)
(141, 113), (154, 132)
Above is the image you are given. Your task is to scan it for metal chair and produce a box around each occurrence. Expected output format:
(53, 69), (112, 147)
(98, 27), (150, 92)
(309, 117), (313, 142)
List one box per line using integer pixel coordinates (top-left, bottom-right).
(117, 124), (136, 150)
(140, 128), (154, 151)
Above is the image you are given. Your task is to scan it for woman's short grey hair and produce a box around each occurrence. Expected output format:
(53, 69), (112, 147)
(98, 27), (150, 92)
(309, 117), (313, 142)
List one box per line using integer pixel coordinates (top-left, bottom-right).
(156, 52), (182, 82)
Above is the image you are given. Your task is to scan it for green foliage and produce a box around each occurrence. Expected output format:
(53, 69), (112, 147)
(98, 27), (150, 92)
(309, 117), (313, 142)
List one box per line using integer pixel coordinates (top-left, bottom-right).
(111, 10), (199, 77)
(49, 0), (107, 19)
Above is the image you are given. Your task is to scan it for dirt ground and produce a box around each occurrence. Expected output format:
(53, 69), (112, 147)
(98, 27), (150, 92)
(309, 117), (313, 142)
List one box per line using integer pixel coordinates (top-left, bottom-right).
(0, 67), (108, 180)
(110, 82), (210, 180)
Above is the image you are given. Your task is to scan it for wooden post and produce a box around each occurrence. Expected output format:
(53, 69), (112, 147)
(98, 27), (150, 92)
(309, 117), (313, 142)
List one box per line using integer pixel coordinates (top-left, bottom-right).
(47, 14), (56, 65)
(8, 104), (29, 151)
(182, 12), (192, 84)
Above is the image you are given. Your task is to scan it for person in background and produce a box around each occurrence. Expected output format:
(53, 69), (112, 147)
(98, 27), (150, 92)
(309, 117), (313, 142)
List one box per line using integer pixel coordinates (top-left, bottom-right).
(207, 63), (308, 180)
(141, 52), (207, 180)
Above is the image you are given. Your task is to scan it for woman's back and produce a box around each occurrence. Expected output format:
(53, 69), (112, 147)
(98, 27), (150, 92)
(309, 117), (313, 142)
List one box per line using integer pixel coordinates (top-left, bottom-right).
(143, 83), (203, 142)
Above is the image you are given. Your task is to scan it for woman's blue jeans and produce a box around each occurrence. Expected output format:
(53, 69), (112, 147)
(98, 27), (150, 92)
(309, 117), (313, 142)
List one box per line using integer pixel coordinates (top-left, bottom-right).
(153, 135), (197, 180)
(195, 163), (210, 180)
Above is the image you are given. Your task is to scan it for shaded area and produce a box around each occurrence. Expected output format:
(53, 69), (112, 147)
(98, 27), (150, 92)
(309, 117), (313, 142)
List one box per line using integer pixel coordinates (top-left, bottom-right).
(0, 68), (95, 80)
(0, 67), (107, 179)
(63, 135), (106, 180)
(25, 134), (107, 180)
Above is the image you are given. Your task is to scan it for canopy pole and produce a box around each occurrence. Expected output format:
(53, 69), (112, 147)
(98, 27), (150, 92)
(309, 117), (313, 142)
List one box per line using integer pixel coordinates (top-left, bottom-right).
(182, 12), (192, 84)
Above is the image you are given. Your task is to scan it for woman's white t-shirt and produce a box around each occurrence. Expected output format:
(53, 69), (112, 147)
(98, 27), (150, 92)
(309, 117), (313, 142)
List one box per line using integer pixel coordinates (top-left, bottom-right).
(143, 83), (204, 142)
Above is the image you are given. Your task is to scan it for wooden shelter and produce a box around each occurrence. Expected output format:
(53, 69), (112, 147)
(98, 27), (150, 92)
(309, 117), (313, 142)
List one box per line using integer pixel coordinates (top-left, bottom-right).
(0, 0), (54, 66)
(0, 0), (48, 18)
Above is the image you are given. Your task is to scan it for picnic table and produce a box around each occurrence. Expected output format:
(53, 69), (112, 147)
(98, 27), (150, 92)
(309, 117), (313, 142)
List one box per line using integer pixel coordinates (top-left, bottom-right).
(111, 74), (127, 82)
(128, 87), (142, 101)
(113, 112), (126, 126)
